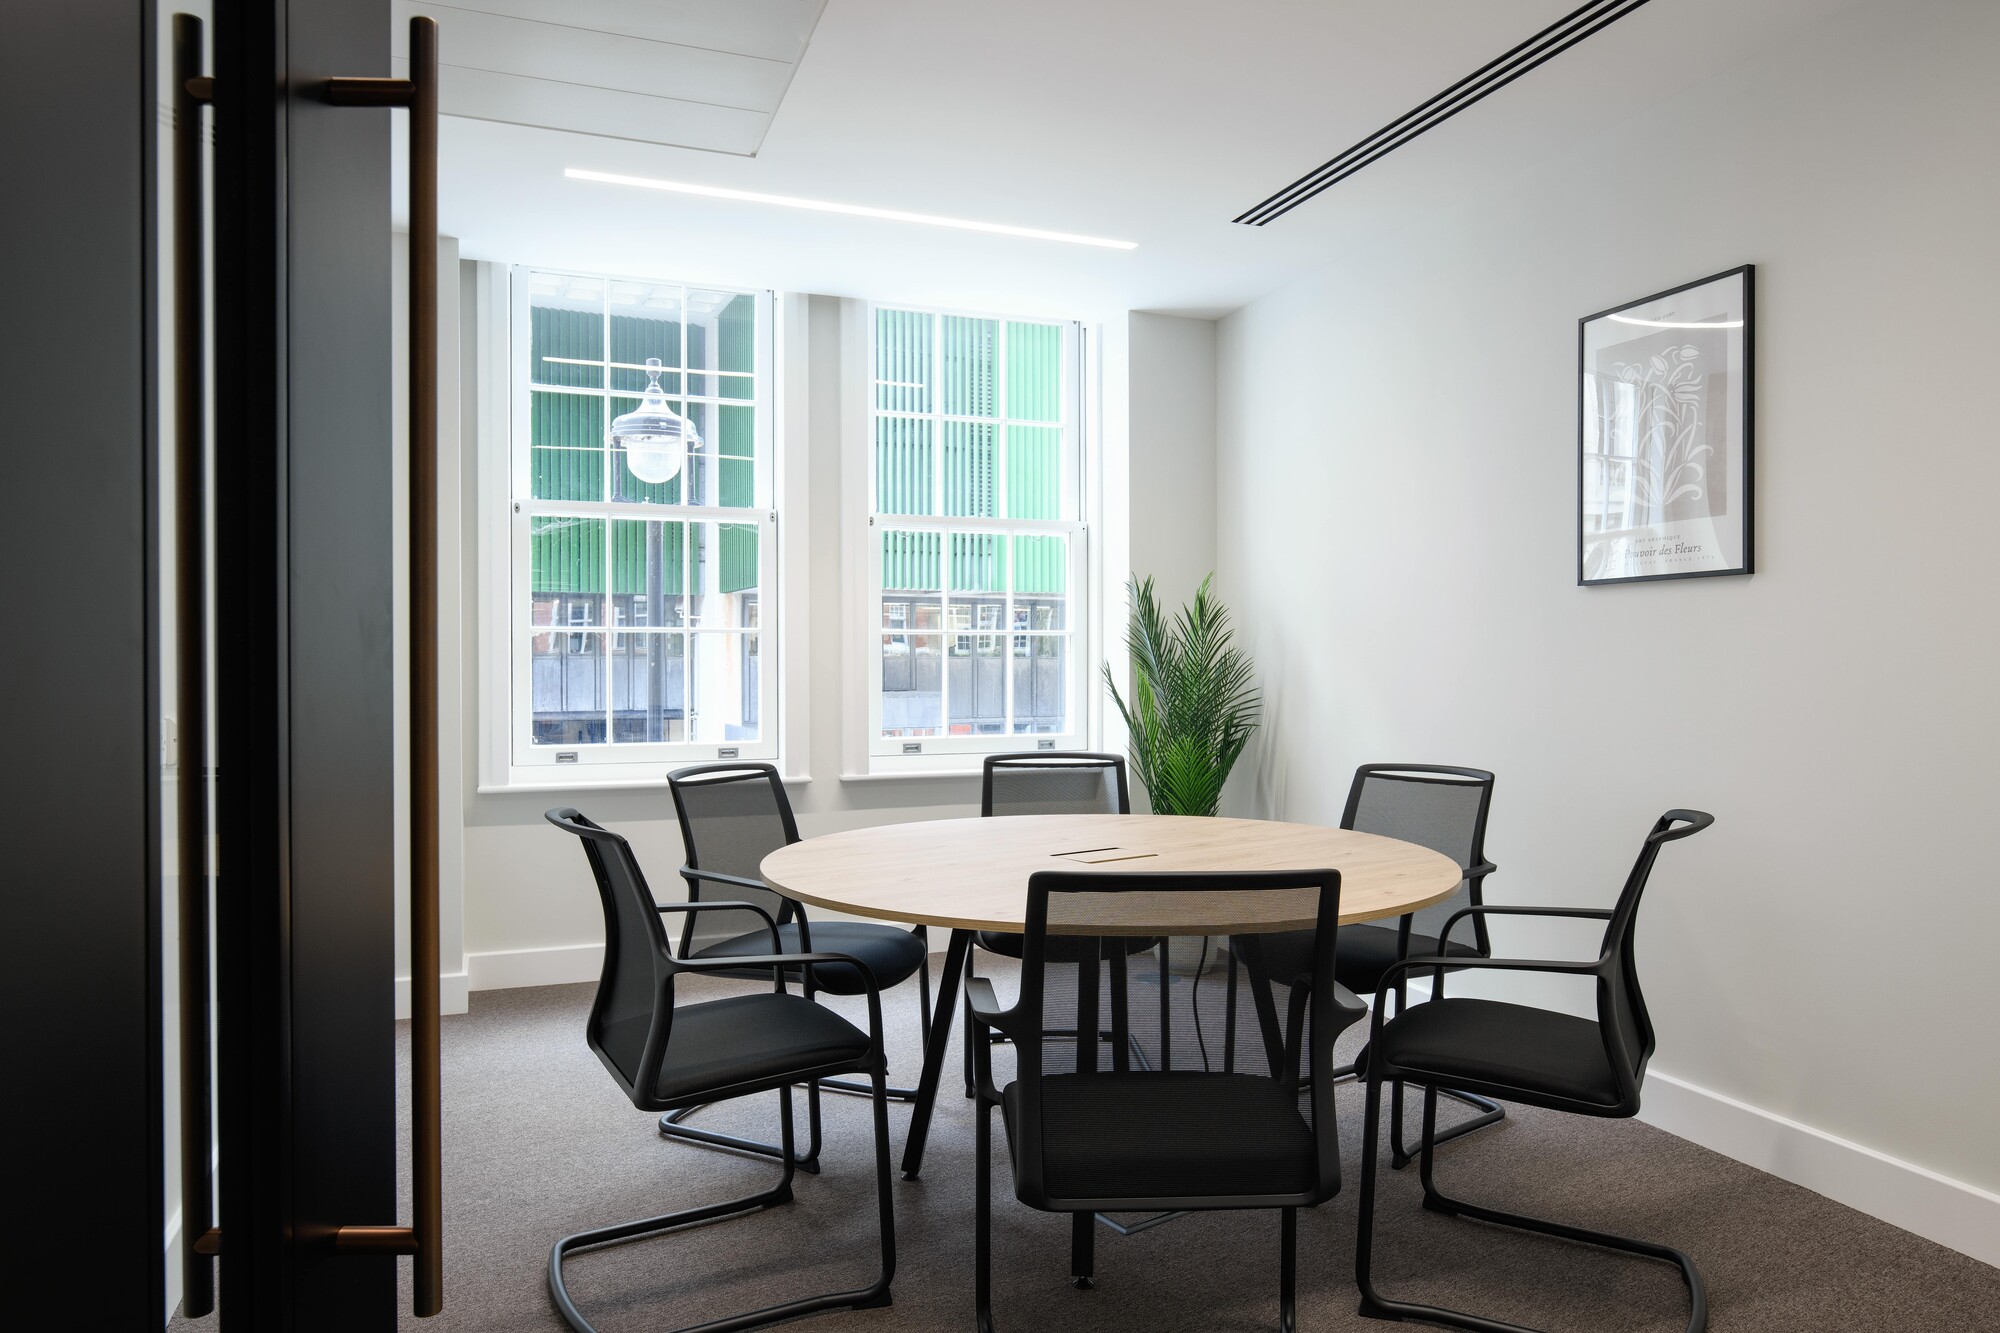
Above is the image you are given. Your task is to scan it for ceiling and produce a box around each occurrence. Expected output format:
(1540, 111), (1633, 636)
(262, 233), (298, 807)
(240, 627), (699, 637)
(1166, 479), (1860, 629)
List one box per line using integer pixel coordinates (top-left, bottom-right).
(412, 0), (1865, 320)
(395, 0), (826, 155)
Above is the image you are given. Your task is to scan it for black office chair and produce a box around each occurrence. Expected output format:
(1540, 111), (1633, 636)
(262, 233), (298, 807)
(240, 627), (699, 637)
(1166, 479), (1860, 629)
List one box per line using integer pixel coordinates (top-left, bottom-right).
(1353, 809), (1714, 1333)
(969, 867), (1364, 1333)
(662, 762), (932, 1170)
(1241, 764), (1500, 1166)
(968, 752), (1164, 1093)
(974, 752), (1139, 959)
(543, 807), (897, 1333)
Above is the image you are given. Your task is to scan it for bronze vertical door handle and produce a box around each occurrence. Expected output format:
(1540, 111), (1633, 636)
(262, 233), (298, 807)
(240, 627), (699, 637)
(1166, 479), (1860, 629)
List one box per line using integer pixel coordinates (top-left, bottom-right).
(324, 15), (444, 1318)
(170, 11), (217, 1319)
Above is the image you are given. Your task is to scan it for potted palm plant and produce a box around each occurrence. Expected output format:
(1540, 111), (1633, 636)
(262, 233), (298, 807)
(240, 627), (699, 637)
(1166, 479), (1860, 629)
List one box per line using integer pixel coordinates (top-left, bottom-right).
(1104, 574), (1260, 977)
(1102, 574), (1261, 818)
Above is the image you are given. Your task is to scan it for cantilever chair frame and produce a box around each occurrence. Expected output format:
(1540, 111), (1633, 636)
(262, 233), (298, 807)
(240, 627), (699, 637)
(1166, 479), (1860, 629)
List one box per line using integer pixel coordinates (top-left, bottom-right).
(659, 762), (934, 1173)
(543, 807), (898, 1333)
(1353, 809), (1714, 1333)
(970, 867), (1364, 1333)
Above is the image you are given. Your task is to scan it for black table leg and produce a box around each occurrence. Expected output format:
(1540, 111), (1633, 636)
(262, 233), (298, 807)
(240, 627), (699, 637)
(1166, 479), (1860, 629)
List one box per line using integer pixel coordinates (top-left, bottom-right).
(900, 927), (971, 1179)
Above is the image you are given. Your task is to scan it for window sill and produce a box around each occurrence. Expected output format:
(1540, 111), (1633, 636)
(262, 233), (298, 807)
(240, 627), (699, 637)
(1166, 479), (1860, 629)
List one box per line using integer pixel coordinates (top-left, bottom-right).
(838, 769), (985, 783)
(478, 773), (812, 795)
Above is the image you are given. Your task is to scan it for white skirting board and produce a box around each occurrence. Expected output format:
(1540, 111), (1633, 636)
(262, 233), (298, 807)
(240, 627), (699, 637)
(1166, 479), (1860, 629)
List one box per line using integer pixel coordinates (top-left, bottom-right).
(468, 942), (606, 992)
(393, 970), (471, 1020)
(442, 945), (2000, 1271)
(1636, 1068), (2000, 1270)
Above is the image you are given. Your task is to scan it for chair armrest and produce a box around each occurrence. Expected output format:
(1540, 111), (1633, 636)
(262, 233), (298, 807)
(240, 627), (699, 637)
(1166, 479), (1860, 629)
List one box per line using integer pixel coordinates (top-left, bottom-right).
(679, 865), (774, 895)
(1376, 950), (1606, 1004)
(965, 977), (1017, 1032)
(1290, 977), (1370, 1096)
(655, 898), (781, 953)
(680, 950), (889, 1054)
(1436, 902), (1612, 954)
(1465, 860), (1498, 880)
(676, 949), (875, 987)
(1398, 952), (1605, 976)
(964, 977), (1017, 1104)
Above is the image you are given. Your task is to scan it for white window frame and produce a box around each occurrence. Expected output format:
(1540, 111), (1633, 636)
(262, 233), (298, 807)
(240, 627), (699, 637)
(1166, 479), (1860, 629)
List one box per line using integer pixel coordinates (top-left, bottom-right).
(842, 300), (1093, 777)
(480, 266), (786, 790)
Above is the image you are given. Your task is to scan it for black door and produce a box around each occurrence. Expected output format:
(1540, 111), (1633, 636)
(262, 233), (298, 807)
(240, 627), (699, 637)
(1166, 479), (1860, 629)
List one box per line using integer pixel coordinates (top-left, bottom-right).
(1, 3), (167, 1327)
(5, 2), (421, 1328)
(208, 0), (403, 1327)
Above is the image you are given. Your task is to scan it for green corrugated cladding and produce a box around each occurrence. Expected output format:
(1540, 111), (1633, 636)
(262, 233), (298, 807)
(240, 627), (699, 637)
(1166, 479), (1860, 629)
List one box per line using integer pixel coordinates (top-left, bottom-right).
(1004, 321), (1061, 421)
(529, 514), (609, 597)
(875, 310), (1066, 594)
(529, 295), (760, 597)
(712, 297), (759, 593)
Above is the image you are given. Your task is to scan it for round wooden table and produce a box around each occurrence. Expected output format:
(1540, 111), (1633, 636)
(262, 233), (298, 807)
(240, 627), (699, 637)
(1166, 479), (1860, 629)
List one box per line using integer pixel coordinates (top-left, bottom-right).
(762, 814), (1465, 1177)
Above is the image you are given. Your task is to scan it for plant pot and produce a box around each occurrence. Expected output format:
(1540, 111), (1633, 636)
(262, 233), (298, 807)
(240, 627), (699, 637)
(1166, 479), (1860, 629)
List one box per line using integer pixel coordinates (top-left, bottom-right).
(1162, 934), (1230, 977)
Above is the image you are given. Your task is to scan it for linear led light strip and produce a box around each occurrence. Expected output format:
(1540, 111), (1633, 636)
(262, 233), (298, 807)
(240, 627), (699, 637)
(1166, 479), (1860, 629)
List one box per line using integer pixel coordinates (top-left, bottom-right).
(566, 168), (1138, 251)
(1234, 0), (1656, 225)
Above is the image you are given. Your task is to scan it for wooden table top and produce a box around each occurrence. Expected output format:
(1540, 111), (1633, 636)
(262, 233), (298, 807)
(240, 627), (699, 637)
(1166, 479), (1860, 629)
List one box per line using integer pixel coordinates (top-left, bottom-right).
(760, 814), (1466, 936)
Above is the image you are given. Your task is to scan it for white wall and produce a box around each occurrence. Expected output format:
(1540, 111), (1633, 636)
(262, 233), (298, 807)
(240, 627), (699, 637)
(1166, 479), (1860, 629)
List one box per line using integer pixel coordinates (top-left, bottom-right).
(1128, 312), (1219, 612)
(447, 288), (1219, 982)
(1216, 0), (2000, 1249)
(1101, 311), (1222, 790)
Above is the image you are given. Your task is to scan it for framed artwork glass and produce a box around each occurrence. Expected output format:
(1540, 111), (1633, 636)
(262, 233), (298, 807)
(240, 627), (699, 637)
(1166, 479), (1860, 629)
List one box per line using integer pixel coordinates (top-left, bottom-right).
(1578, 265), (1753, 585)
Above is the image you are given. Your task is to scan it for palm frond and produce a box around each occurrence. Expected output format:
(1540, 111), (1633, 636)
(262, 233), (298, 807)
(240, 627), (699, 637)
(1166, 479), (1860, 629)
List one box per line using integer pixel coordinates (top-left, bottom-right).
(1103, 573), (1260, 817)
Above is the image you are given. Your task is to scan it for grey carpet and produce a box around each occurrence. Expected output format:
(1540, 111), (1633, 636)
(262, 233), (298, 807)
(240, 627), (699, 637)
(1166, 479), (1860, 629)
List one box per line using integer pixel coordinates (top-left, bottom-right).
(175, 967), (2000, 1331)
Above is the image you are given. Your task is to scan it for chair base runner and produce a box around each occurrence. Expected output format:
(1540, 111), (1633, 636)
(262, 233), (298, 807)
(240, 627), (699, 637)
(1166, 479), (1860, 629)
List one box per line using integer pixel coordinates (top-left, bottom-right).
(1390, 1085), (1506, 1169)
(1356, 1085), (1705, 1332)
(550, 1189), (894, 1333)
(1093, 1209), (1189, 1236)
(1332, 1062), (1509, 1171)
(817, 1075), (919, 1102)
(659, 1085), (824, 1174)
(562, 1069), (898, 1333)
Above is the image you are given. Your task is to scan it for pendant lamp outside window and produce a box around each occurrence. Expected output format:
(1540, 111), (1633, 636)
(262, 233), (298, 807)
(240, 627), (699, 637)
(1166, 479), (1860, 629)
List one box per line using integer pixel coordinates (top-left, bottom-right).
(610, 357), (699, 485)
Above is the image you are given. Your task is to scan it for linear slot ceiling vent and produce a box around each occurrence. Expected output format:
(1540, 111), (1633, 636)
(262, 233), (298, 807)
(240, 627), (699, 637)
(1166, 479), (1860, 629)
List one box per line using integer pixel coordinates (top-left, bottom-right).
(1234, 0), (1655, 225)
(393, 0), (827, 156)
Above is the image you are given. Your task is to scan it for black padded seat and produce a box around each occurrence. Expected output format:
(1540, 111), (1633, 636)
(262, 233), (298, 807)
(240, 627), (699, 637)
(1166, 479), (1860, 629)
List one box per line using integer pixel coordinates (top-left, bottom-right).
(1365, 996), (1619, 1109)
(691, 922), (928, 995)
(1003, 1071), (1317, 1201)
(975, 930), (1158, 963)
(619, 993), (873, 1103)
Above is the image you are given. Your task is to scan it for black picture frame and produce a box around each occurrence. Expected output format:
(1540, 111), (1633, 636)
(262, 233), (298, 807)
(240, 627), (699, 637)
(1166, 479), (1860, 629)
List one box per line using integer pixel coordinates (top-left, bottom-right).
(1577, 264), (1754, 586)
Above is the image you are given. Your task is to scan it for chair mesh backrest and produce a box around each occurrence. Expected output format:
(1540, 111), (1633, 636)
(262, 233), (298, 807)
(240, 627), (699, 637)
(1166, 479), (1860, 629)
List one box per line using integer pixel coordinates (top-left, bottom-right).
(669, 766), (796, 952)
(985, 753), (1129, 818)
(1344, 767), (1492, 942)
(1012, 871), (1342, 1201)
(1598, 811), (1709, 1088)
(547, 810), (671, 1098)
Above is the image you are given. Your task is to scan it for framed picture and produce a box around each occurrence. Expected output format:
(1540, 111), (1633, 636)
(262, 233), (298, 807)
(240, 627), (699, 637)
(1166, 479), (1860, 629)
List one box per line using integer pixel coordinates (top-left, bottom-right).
(1578, 265), (1753, 585)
